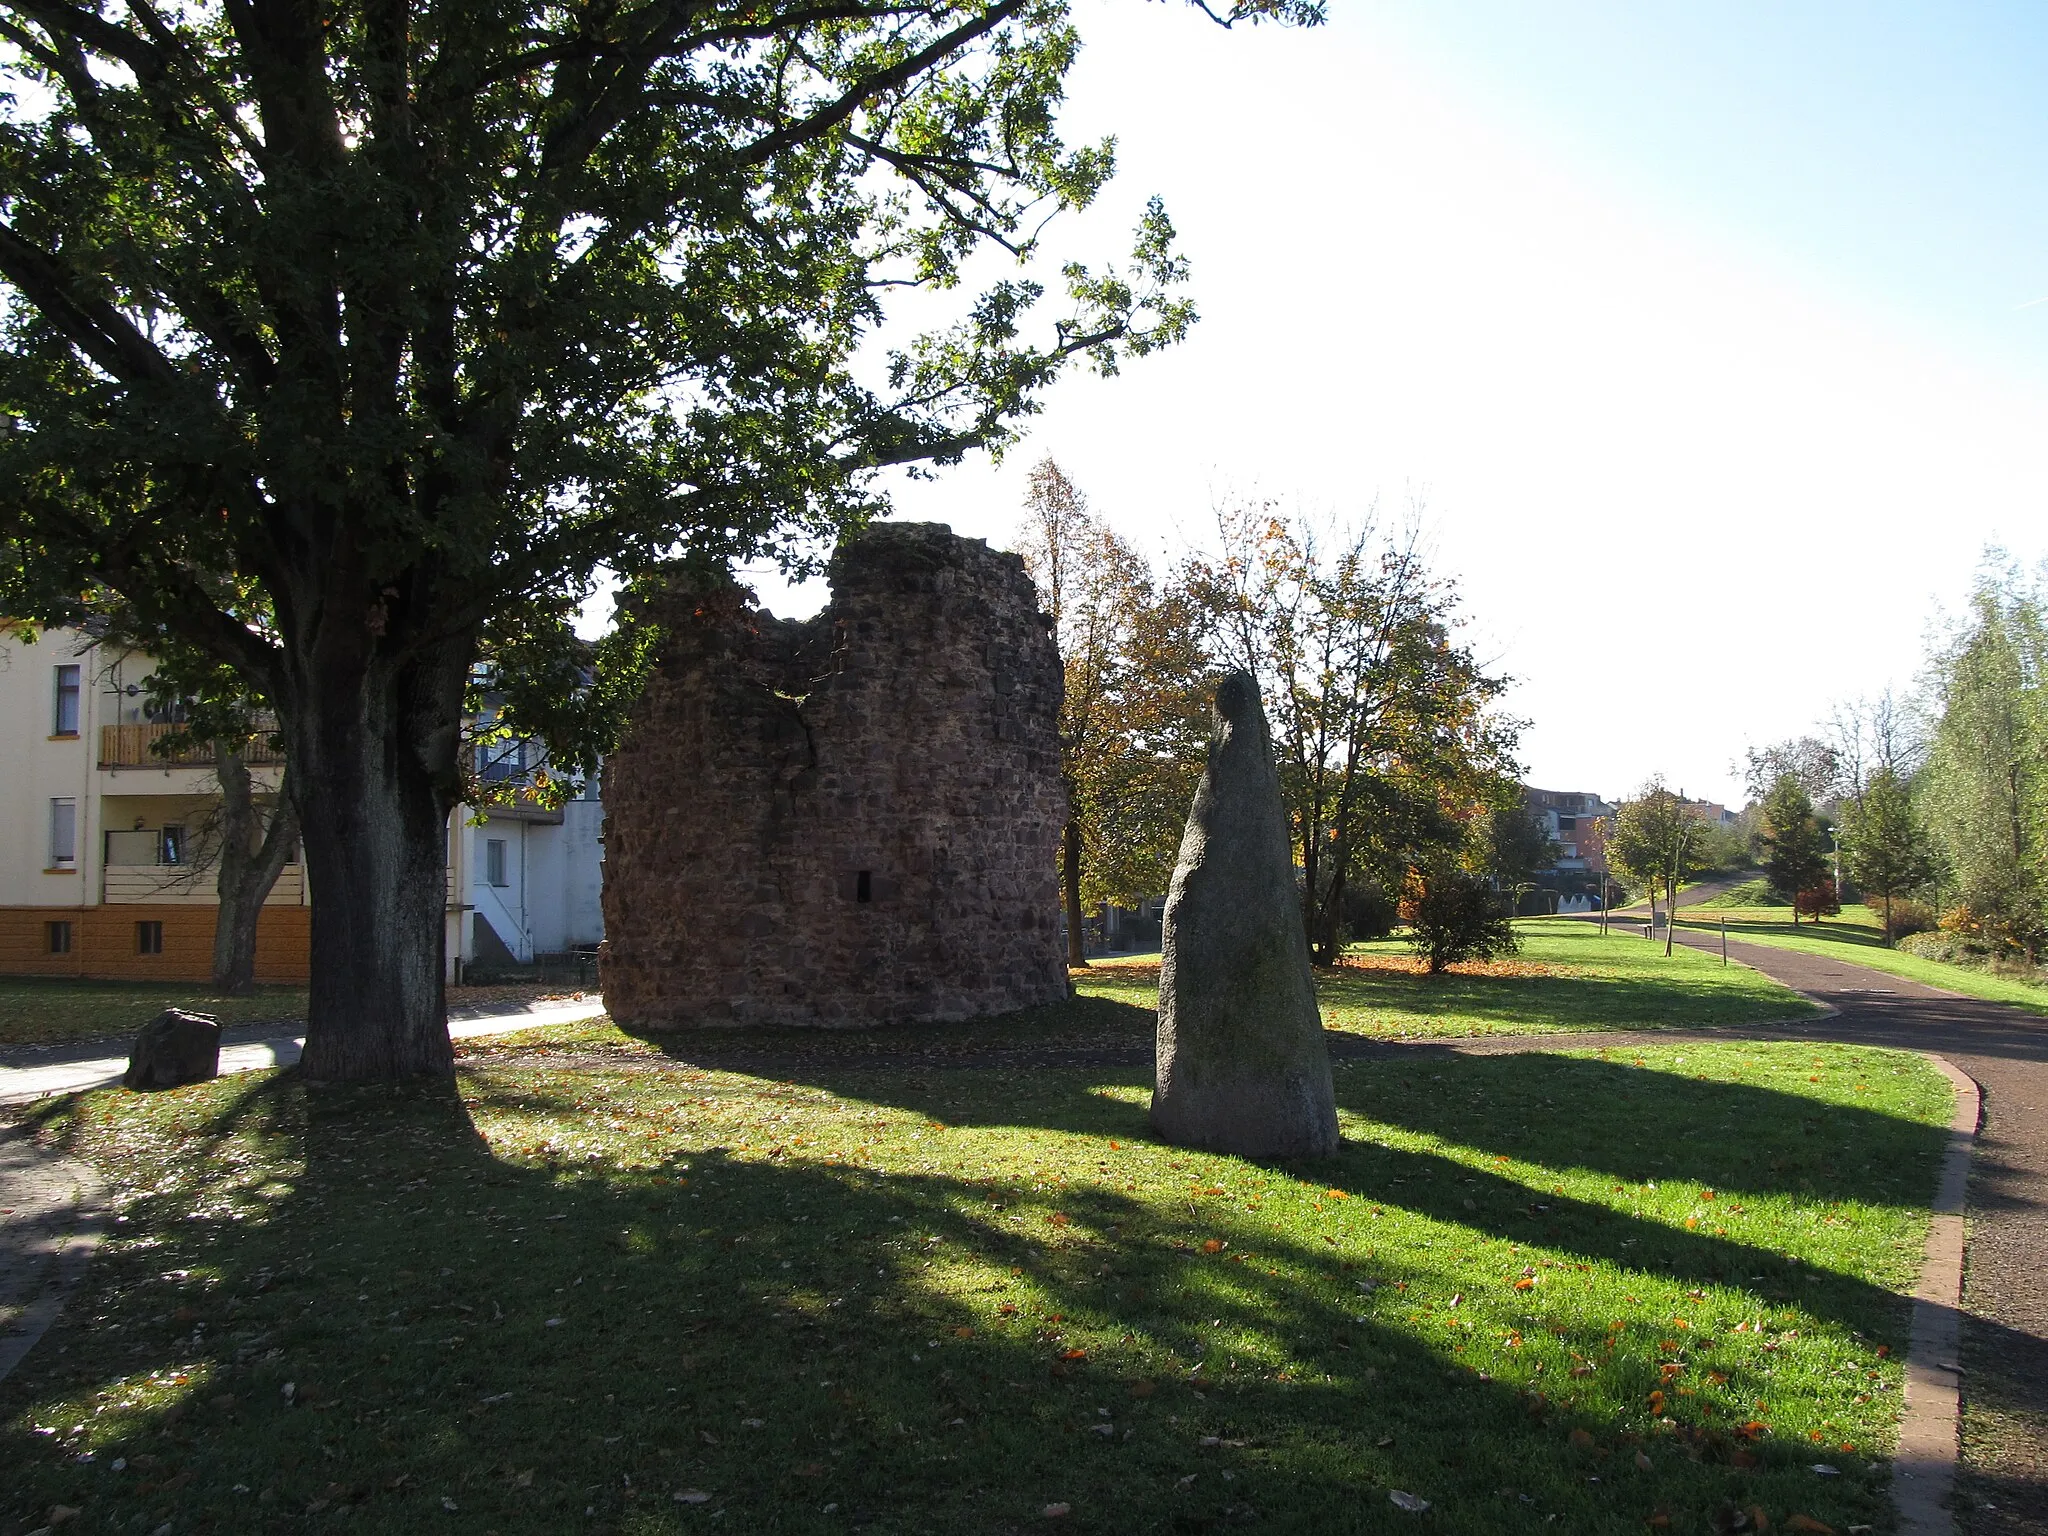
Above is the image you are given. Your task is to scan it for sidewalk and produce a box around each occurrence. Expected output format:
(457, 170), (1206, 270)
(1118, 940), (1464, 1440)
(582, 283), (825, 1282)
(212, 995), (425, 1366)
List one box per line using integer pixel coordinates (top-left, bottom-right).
(0, 998), (610, 1106)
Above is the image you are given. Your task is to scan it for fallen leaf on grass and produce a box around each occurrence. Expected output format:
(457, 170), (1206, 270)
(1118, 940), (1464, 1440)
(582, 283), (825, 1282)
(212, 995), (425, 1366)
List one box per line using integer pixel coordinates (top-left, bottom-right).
(675, 1490), (712, 1504)
(1809, 1465), (1840, 1477)
(1043, 1502), (1072, 1518)
(1202, 1239), (1225, 1254)
(1389, 1491), (1431, 1513)
(1785, 1518), (1834, 1534)
(1049, 1213), (1070, 1227)
(1635, 1452), (1654, 1472)
(1569, 1429), (1596, 1450)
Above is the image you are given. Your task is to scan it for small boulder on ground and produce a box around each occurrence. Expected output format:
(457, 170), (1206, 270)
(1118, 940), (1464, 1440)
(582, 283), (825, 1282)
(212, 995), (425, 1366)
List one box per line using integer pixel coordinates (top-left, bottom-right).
(1151, 670), (1339, 1159)
(123, 1008), (223, 1091)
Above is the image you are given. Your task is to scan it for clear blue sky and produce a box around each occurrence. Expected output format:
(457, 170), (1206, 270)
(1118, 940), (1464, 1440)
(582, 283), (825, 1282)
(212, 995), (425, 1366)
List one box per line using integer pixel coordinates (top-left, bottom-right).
(726, 3), (2048, 807)
(1374, 0), (2048, 376)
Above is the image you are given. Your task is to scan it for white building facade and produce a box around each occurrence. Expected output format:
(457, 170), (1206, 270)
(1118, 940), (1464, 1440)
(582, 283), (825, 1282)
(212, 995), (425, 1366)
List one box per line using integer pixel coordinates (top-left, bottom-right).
(0, 624), (603, 984)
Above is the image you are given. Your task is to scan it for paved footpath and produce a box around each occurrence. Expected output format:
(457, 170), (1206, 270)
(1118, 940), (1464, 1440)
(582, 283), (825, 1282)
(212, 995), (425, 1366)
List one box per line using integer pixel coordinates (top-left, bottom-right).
(0, 997), (611, 1106)
(1643, 928), (2048, 1536)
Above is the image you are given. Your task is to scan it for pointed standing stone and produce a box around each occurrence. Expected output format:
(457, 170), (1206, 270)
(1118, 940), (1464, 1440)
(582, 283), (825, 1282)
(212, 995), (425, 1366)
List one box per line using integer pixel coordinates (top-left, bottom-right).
(1151, 672), (1339, 1159)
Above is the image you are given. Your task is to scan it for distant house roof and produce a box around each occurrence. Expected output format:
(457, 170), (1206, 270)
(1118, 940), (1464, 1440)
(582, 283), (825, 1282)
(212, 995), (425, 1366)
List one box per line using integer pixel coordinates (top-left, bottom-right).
(1522, 786), (1614, 816)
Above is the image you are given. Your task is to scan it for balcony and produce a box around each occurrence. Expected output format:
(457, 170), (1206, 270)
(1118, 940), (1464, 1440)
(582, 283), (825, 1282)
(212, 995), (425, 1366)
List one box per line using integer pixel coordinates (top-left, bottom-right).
(99, 722), (287, 770)
(103, 862), (306, 906)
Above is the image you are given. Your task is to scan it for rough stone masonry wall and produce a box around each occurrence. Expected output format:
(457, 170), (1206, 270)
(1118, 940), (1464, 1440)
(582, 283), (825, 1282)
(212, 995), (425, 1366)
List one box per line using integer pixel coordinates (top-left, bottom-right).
(600, 522), (1071, 1029)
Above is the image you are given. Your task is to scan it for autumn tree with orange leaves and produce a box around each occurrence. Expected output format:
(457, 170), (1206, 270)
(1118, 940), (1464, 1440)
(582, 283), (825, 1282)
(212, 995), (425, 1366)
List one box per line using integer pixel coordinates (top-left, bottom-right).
(1016, 460), (1213, 966)
(1184, 499), (1523, 965)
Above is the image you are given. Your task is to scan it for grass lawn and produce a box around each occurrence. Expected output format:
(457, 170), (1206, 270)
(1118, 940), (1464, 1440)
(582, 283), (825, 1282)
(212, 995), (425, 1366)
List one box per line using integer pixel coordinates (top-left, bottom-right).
(1691, 880), (1780, 911)
(0, 980), (599, 1051)
(1078, 919), (1820, 1040)
(3, 1037), (1949, 1535)
(1673, 906), (2048, 1019)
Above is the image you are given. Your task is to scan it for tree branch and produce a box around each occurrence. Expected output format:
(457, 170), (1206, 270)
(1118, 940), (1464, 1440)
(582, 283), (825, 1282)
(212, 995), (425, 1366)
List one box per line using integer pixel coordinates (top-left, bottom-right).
(729, 0), (1029, 169)
(0, 222), (182, 387)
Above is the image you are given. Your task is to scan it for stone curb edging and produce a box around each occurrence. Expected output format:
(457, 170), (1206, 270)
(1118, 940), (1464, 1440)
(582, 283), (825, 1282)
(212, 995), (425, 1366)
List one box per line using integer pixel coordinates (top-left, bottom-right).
(0, 1127), (108, 1387)
(1891, 1054), (1981, 1536)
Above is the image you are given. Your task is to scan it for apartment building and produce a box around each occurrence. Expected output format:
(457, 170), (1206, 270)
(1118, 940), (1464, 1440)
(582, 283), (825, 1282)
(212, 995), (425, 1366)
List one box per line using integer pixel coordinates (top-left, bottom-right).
(1522, 786), (1615, 874)
(0, 625), (603, 983)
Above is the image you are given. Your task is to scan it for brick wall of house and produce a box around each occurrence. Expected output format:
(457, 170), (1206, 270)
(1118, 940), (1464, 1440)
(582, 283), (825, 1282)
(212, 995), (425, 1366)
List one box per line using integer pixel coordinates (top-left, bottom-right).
(600, 523), (1070, 1029)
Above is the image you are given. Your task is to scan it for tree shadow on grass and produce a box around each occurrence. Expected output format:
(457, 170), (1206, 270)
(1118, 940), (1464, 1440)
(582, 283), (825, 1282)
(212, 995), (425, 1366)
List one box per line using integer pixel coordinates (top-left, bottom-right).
(0, 1055), (1955, 1536)
(694, 1047), (1949, 1345)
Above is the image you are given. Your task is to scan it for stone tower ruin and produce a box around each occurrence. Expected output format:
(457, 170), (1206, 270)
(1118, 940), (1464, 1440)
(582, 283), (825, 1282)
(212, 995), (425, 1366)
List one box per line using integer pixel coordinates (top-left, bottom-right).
(599, 522), (1070, 1029)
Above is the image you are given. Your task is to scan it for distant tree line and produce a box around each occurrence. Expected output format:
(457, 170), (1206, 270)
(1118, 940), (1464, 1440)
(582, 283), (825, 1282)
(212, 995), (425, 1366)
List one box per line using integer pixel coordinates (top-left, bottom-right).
(1018, 461), (1528, 971)
(1729, 555), (2046, 958)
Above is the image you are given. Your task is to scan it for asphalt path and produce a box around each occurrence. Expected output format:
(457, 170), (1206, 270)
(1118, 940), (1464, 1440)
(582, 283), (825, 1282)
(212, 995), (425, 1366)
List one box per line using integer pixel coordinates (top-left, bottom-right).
(1654, 923), (2048, 1536)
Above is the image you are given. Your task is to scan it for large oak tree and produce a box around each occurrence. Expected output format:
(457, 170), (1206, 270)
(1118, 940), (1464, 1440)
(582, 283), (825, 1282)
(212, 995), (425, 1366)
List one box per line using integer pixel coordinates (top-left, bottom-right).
(0, 0), (1320, 1080)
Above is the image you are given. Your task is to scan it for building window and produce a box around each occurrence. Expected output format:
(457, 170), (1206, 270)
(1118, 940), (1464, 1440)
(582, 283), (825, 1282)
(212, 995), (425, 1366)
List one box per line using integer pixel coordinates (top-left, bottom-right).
(137, 920), (164, 956)
(160, 825), (186, 865)
(47, 920), (72, 955)
(485, 838), (508, 887)
(1556, 816), (1576, 834)
(52, 664), (81, 735)
(49, 798), (77, 867)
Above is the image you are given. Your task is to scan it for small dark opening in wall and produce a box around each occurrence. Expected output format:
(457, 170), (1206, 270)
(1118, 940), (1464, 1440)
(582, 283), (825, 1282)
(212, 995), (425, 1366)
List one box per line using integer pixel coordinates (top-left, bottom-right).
(856, 870), (873, 903)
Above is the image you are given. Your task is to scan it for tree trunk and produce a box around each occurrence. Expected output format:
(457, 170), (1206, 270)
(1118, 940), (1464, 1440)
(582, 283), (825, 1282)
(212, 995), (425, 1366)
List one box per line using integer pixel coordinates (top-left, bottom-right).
(211, 747), (299, 993)
(1883, 889), (1894, 947)
(286, 640), (468, 1083)
(1297, 814), (1322, 959)
(1664, 867), (1677, 957)
(1313, 863), (1347, 967)
(1063, 818), (1087, 968)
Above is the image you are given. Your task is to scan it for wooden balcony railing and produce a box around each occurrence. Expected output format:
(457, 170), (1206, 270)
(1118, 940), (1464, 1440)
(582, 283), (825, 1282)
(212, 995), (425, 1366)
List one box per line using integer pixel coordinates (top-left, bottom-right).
(98, 722), (287, 769)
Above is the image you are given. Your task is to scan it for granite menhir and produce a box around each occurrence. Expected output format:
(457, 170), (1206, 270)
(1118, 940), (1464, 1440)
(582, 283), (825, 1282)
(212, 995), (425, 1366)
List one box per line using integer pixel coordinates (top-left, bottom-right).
(600, 523), (1071, 1029)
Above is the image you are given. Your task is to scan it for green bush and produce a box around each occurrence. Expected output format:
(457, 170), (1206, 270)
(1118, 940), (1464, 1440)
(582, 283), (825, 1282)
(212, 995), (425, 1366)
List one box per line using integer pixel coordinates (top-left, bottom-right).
(1899, 927), (2043, 983)
(1398, 866), (1518, 974)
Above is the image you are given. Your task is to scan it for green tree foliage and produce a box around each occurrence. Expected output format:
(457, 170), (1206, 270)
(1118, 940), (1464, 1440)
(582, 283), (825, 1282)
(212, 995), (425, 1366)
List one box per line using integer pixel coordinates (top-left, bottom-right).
(1015, 459), (1211, 965)
(1478, 802), (1555, 912)
(1606, 778), (1712, 955)
(1397, 862), (1517, 975)
(1185, 500), (1523, 965)
(1759, 774), (1831, 923)
(1839, 766), (1936, 945)
(1919, 570), (2048, 959)
(0, 0), (1318, 1078)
